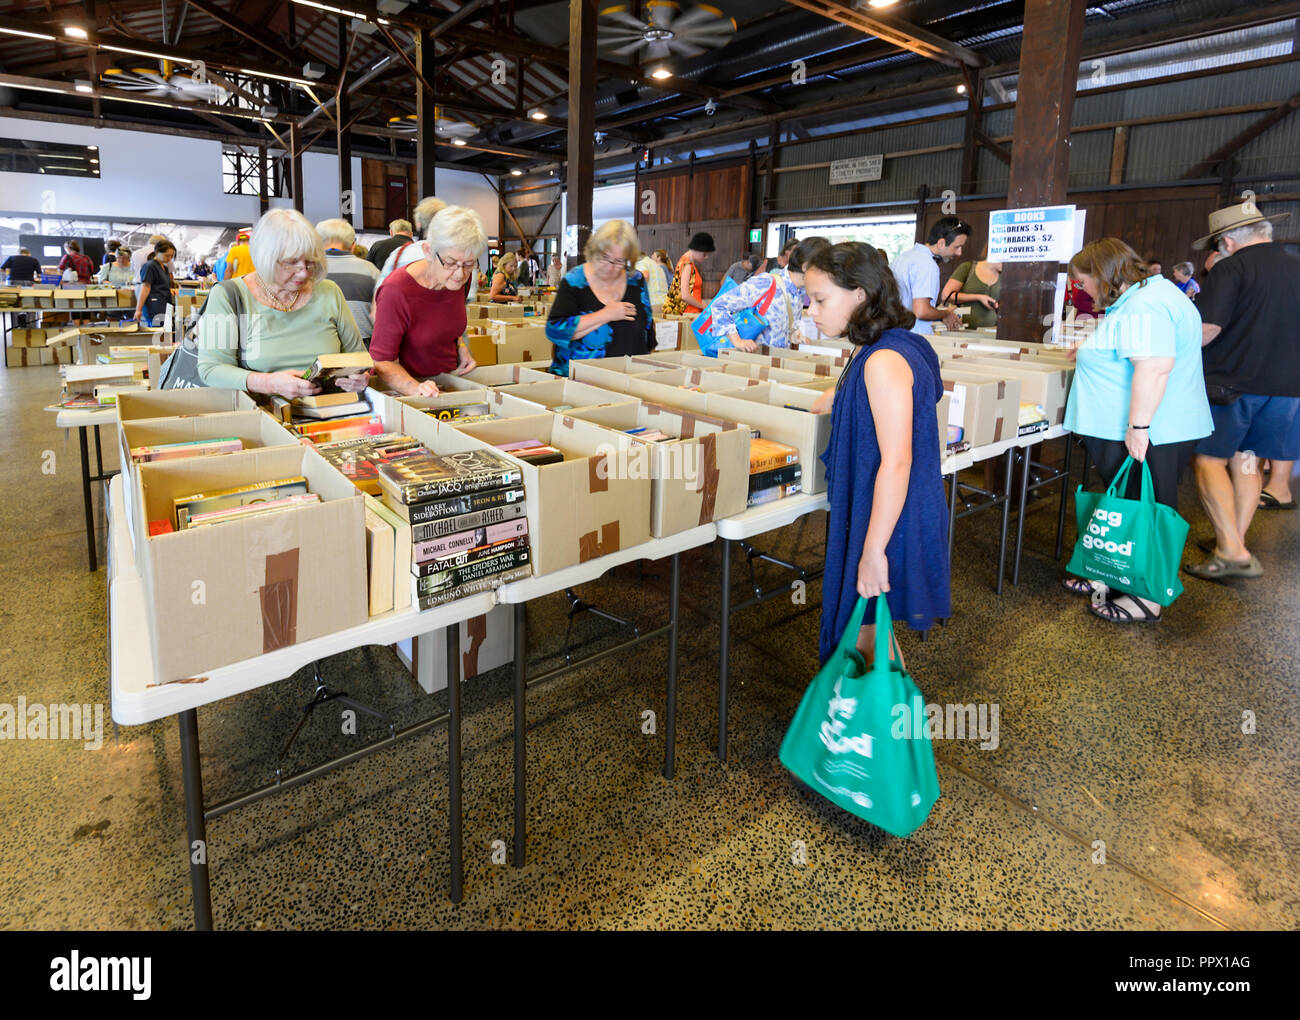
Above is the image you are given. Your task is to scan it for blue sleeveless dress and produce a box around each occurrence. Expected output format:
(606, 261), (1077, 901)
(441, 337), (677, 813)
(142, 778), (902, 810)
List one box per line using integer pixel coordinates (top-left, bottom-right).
(818, 328), (951, 663)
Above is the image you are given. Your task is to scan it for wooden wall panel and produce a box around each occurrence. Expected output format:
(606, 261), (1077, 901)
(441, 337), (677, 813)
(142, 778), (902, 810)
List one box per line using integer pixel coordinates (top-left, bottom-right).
(361, 158), (386, 230)
(690, 163), (750, 222)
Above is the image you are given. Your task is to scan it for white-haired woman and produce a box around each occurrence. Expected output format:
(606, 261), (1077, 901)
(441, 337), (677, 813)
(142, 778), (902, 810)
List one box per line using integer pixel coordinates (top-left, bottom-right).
(489, 251), (521, 303)
(545, 219), (654, 376)
(197, 208), (369, 396)
(369, 205), (488, 397)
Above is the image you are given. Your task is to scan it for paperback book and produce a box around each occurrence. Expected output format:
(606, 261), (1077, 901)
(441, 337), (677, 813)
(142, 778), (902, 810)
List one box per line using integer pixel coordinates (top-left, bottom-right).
(409, 498), (528, 544)
(377, 448), (523, 504)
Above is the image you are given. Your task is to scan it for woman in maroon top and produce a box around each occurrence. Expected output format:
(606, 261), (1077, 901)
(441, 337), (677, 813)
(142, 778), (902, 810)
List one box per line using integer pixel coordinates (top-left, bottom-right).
(370, 206), (488, 396)
(58, 241), (95, 283)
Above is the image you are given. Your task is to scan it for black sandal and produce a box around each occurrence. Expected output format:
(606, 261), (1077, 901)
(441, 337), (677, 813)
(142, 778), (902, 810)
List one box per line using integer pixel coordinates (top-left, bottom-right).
(1061, 576), (1095, 597)
(1088, 593), (1160, 625)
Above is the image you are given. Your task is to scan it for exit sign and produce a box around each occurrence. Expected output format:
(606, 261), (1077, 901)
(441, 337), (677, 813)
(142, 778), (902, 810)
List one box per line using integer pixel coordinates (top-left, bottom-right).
(749, 228), (762, 244)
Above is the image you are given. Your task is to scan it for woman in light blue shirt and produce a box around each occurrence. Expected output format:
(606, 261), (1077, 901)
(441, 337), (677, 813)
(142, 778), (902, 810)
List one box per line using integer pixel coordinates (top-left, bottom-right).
(1062, 238), (1213, 624)
(705, 237), (829, 352)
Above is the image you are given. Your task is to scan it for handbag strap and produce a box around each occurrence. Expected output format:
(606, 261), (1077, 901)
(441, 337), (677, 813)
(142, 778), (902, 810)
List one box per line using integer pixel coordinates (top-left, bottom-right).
(873, 594), (902, 667)
(1137, 457), (1155, 505)
(1106, 455), (1136, 497)
(755, 278), (778, 315)
(835, 596), (872, 656)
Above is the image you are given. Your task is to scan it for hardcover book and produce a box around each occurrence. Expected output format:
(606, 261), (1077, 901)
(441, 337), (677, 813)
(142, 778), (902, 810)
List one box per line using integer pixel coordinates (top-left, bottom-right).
(302, 352), (374, 390)
(748, 463), (802, 493)
(409, 499), (528, 543)
(749, 437), (800, 473)
(172, 476), (309, 529)
(412, 546), (532, 596)
(412, 517), (528, 563)
(746, 481), (802, 508)
(412, 534), (531, 577)
(414, 564), (532, 611)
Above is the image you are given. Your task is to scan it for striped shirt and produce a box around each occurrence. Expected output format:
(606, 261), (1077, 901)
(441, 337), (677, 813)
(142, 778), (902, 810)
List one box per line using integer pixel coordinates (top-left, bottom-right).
(324, 249), (380, 339)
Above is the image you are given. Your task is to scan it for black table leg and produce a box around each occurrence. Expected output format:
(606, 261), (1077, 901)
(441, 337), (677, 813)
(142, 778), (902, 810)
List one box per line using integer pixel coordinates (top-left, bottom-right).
(446, 622), (462, 903)
(512, 601), (526, 868)
(716, 538), (732, 762)
(995, 448), (1013, 596)
(947, 470), (959, 557)
(664, 553), (680, 781)
(94, 423), (105, 479)
(1056, 435), (1074, 561)
(178, 709), (212, 931)
(1011, 447), (1033, 586)
(77, 426), (96, 572)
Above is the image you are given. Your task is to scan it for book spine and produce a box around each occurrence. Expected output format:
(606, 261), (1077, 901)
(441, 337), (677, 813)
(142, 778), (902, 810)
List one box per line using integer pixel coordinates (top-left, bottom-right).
(405, 484), (526, 524)
(749, 451), (799, 474)
(414, 564), (532, 611)
(746, 482), (802, 508)
(413, 547), (531, 596)
(410, 500), (527, 543)
(412, 517), (528, 562)
(412, 534), (530, 576)
(397, 467), (523, 503)
(748, 463), (803, 492)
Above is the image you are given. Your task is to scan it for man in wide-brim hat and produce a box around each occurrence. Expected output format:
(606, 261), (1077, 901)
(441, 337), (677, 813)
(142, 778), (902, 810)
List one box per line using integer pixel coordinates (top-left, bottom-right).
(1186, 200), (1299, 581)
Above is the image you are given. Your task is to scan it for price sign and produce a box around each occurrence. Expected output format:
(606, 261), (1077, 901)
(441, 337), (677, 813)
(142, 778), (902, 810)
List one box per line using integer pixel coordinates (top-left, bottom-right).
(988, 205), (1077, 263)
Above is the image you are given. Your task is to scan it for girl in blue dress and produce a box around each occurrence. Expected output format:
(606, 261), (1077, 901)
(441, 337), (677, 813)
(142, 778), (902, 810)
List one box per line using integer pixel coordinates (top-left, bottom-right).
(805, 242), (951, 664)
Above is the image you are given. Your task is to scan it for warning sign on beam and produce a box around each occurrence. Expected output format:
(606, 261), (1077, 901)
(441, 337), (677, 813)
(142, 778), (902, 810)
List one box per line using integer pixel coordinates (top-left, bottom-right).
(988, 205), (1077, 263)
(829, 154), (883, 185)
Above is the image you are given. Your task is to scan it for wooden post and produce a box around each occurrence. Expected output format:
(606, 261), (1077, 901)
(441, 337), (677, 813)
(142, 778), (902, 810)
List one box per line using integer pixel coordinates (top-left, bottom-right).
(997, 0), (1088, 344)
(416, 29), (439, 201)
(567, 0), (597, 260)
(959, 67), (985, 194)
(257, 142), (269, 215)
(337, 21), (353, 221)
(1108, 125), (1128, 186)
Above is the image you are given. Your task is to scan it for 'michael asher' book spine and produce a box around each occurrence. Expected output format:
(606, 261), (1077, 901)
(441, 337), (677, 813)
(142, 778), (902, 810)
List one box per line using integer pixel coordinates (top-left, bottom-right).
(413, 547), (532, 596)
(410, 499), (527, 543)
(404, 484), (525, 526)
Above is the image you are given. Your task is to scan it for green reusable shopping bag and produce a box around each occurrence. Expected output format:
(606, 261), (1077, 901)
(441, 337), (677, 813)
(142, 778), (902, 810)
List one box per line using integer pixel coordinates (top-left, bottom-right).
(1066, 455), (1189, 606)
(779, 596), (940, 837)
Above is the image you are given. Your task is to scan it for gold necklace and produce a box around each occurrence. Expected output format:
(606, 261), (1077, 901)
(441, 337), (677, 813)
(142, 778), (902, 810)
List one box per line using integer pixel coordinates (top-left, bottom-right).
(255, 273), (298, 312)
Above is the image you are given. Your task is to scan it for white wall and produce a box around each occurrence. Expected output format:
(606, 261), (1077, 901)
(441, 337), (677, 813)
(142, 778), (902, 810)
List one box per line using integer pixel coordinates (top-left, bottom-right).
(432, 167), (500, 239)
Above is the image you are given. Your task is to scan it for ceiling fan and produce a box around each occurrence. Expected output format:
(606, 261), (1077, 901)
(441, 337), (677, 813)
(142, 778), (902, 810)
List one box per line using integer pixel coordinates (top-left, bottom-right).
(386, 109), (479, 140)
(598, 2), (737, 60)
(100, 66), (227, 104)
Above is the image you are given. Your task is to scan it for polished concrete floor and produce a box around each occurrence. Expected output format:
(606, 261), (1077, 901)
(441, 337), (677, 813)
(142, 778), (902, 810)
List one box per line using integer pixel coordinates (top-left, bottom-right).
(1, 361), (1297, 930)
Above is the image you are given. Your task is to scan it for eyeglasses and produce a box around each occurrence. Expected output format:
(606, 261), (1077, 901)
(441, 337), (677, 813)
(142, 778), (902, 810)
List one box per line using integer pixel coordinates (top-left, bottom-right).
(277, 258), (318, 273)
(436, 251), (478, 274)
(597, 254), (629, 269)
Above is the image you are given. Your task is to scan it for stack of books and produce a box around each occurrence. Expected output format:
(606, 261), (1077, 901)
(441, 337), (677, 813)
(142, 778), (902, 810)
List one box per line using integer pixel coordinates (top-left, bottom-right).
(313, 432), (424, 496)
(494, 439), (563, 466)
(377, 447), (532, 610)
(130, 437), (244, 463)
(292, 412), (385, 445)
(1017, 402), (1049, 437)
(57, 363), (147, 407)
(748, 437), (802, 507)
(301, 352), (374, 391)
(624, 427), (672, 443)
(154, 476), (320, 533)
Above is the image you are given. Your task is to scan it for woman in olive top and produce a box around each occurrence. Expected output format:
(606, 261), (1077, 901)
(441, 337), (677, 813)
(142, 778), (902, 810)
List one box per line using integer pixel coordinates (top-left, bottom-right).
(98, 247), (135, 287)
(197, 208), (370, 398)
(939, 251), (1001, 327)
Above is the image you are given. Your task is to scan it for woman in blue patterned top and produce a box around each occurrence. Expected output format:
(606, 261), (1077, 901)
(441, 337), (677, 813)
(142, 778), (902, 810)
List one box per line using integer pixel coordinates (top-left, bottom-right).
(545, 219), (655, 376)
(705, 236), (830, 352)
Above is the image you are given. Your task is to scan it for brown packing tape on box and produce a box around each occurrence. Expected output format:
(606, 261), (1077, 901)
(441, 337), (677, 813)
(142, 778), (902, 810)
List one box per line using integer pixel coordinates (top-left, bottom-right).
(697, 432), (719, 526)
(462, 613), (487, 679)
(578, 521), (620, 562)
(259, 548), (300, 653)
(588, 451), (609, 493)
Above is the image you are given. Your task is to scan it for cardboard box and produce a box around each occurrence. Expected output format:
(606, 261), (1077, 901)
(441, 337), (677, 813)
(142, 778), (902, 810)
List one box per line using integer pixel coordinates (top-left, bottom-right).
(938, 393), (952, 459)
(133, 445), (367, 682)
(84, 287), (116, 309)
(717, 347), (848, 377)
(0, 287), (20, 308)
(395, 603), (514, 694)
(438, 413), (651, 576)
(496, 378), (636, 412)
(5, 346), (47, 367)
(116, 288), (136, 308)
(54, 289), (87, 309)
(938, 370), (1021, 448)
(714, 361), (819, 386)
(11, 328), (48, 347)
(930, 333), (1074, 365)
(491, 322), (550, 364)
(398, 388), (544, 431)
(704, 382), (834, 493)
(47, 344), (74, 365)
(20, 288), (54, 308)
(629, 367), (761, 401)
(464, 333), (497, 368)
(568, 401), (750, 536)
(482, 302), (524, 319)
(941, 355), (1072, 426)
(116, 387), (257, 424)
(434, 364), (552, 391)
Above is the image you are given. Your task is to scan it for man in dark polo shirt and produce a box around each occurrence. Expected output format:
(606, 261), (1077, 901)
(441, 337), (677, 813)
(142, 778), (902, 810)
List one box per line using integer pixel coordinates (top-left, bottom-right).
(366, 218), (414, 271)
(2, 248), (42, 284)
(1187, 201), (1300, 580)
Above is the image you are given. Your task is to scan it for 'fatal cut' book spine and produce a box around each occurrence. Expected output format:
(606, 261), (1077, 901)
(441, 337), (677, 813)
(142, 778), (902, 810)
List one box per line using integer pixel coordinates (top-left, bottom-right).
(413, 546), (531, 596)
(411, 534), (530, 577)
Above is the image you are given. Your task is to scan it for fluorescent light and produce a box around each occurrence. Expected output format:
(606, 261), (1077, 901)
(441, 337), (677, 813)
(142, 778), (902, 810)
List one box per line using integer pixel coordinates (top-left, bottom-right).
(64, 25), (90, 39)
(956, 83), (967, 94)
(75, 81), (93, 94)
(90, 158), (99, 164)
(650, 67), (672, 80)
(451, 137), (466, 146)
(530, 108), (547, 120)
(377, 18), (390, 25)
(0, 27), (57, 41)
(102, 44), (179, 61)
(291, 0), (369, 19)
(510, 169), (522, 177)
(88, 146), (98, 150)
(240, 67), (317, 87)
(868, 0), (899, 7)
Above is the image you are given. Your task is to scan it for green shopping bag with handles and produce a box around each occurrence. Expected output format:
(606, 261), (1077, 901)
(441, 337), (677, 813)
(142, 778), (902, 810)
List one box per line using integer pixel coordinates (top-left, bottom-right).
(779, 595), (940, 837)
(1066, 455), (1189, 606)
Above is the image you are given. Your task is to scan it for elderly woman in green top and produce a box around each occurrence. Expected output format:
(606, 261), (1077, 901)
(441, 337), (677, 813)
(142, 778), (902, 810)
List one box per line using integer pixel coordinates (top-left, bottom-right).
(197, 208), (370, 397)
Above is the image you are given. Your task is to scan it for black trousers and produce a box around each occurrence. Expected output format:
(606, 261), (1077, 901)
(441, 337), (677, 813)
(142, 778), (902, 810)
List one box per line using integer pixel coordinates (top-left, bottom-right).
(1083, 435), (1198, 511)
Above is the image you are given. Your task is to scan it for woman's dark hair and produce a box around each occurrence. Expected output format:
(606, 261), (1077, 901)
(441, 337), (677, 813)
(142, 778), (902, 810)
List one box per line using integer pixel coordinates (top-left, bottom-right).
(807, 241), (915, 347)
(787, 235), (830, 273)
(106, 240), (120, 253)
(66, 240), (81, 253)
(149, 240), (176, 261)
